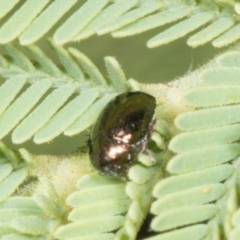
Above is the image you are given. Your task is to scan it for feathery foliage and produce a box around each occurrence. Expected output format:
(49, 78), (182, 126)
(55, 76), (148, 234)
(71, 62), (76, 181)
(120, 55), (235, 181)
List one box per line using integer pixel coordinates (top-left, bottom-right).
(0, 42), (132, 144)
(0, 0), (239, 48)
(0, 1), (239, 240)
(139, 49), (240, 240)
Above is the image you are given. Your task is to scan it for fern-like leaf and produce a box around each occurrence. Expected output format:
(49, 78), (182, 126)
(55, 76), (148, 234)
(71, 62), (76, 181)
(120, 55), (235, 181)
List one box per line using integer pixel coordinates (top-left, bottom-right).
(0, 0), (239, 48)
(144, 49), (240, 240)
(0, 142), (30, 206)
(54, 172), (129, 240)
(0, 42), (131, 144)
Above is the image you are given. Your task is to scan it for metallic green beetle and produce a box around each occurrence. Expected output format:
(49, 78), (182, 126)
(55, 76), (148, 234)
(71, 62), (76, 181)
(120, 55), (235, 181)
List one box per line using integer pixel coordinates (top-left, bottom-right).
(89, 91), (156, 177)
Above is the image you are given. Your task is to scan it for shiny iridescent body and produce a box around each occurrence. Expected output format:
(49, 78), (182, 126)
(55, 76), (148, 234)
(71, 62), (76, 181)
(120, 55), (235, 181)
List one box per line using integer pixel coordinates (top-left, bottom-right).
(89, 91), (156, 177)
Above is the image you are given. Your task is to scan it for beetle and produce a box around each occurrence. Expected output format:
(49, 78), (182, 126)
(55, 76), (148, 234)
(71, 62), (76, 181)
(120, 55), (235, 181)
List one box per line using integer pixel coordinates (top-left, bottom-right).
(89, 91), (156, 177)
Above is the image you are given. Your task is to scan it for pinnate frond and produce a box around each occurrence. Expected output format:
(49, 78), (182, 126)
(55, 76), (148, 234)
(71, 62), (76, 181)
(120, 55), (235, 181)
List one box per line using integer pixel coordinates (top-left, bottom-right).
(0, 42), (130, 144)
(0, 0), (239, 48)
(145, 48), (240, 240)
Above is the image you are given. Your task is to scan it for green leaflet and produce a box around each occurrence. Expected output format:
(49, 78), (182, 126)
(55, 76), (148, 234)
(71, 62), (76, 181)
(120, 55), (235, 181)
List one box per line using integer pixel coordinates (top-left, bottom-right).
(12, 84), (76, 144)
(153, 164), (233, 197)
(0, 0), (19, 19)
(2, 234), (43, 240)
(168, 144), (240, 174)
(0, 0), (237, 48)
(0, 42), (130, 144)
(64, 93), (117, 136)
(98, 0), (163, 35)
(185, 86), (240, 107)
(48, 41), (85, 82)
(26, 44), (62, 77)
(55, 172), (130, 239)
(69, 47), (106, 85)
(0, 208), (41, 224)
(117, 150), (164, 240)
(19, 0), (78, 45)
(151, 165), (234, 240)
(217, 51), (240, 67)
(213, 23), (240, 48)
(0, 194), (63, 239)
(201, 67), (240, 85)
(0, 0), (50, 43)
(55, 216), (124, 239)
(0, 164), (12, 183)
(67, 174), (127, 206)
(68, 199), (131, 221)
(184, 86), (240, 107)
(34, 88), (99, 143)
(0, 142), (28, 204)
(0, 75), (27, 116)
(53, 0), (110, 45)
(128, 161), (161, 184)
(76, 171), (124, 189)
(145, 225), (208, 240)
(11, 216), (48, 235)
(67, 184), (127, 206)
(0, 138), (76, 239)
(3, 44), (35, 72)
(112, 4), (191, 38)
(151, 184), (226, 213)
(33, 194), (61, 219)
(104, 57), (129, 93)
(0, 197), (41, 210)
(151, 205), (218, 231)
(0, 79), (52, 139)
(0, 169), (27, 202)
(187, 17), (235, 47)
(0, 168), (70, 239)
(149, 50), (240, 240)
(0, 142), (20, 167)
(175, 105), (240, 130)
(147, 12), (215, 48)
(169, 124), (240, 152)
(74, 0), (138, 41)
